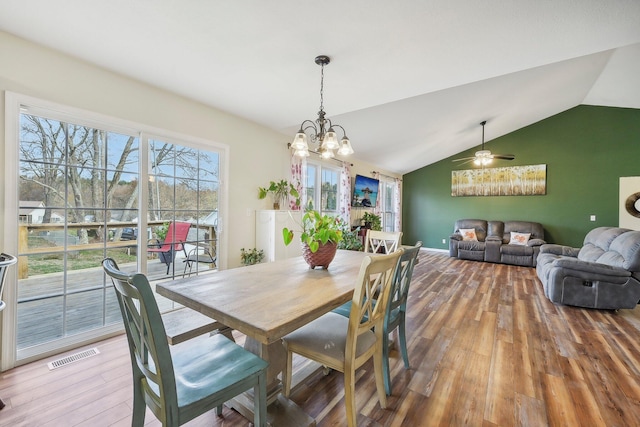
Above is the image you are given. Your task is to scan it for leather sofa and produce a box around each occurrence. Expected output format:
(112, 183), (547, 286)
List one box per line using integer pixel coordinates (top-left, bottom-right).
(449, 219), (546, 267)
(536, 227), (640, 309)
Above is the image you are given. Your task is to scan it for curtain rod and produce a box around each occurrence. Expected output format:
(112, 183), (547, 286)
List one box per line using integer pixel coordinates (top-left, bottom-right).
(307, 150), (353, 166)
(371, 171), (402, 181)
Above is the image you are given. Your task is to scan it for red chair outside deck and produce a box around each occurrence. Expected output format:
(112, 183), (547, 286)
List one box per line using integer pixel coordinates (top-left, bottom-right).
(148, 222), (191, 274)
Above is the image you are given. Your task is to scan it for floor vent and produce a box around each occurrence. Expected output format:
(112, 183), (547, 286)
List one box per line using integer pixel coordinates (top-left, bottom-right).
(47, 347), (100, 370)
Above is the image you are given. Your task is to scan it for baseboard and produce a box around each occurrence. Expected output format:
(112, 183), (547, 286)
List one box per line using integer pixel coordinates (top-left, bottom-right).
(422, 247), (448, 254)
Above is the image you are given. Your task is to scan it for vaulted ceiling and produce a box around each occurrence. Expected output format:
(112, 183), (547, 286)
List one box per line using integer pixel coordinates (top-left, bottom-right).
(1, 1), (639, 174)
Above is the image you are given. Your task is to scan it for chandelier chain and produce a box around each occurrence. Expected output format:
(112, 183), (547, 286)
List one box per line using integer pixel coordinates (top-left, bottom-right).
(319, 62), (325, 112)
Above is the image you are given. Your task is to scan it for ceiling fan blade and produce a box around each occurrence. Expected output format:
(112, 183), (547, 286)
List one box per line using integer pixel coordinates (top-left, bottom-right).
(452, 157), (475, 162)
(453, 159), (475, 166)
(493, 154), (515, 160)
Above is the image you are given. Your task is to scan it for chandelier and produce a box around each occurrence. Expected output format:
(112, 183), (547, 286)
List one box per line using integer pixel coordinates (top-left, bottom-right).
(289, 55), (354, 159)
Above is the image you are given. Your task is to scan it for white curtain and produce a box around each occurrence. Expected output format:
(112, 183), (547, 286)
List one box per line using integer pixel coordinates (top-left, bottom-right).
(289, 153), (304, 211)
(339, 161), (352, 224)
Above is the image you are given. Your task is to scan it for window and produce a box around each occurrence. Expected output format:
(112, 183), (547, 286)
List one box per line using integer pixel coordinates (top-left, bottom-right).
(379, 177), (399, 232)
(305, 160), (340, 215)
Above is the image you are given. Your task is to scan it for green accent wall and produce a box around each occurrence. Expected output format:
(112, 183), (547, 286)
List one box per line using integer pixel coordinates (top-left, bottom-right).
(402, 105), (640, 249)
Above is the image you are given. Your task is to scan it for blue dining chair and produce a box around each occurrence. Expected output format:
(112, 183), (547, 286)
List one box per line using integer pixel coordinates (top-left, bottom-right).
(102, 258), (268, 427)
(332, 241), (422, 395)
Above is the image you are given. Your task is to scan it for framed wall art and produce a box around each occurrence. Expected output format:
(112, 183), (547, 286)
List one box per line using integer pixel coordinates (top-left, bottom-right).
(452, 164), (546, 197)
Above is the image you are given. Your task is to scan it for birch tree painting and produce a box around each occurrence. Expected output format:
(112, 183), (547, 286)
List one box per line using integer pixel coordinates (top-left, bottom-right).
(452, 164), (546, 197)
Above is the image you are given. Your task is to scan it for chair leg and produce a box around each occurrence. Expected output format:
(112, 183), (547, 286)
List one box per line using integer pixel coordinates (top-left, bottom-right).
(382, 331), (392, 396)
(344, 369), (358, 427)
(0, 397), (5, 410)
(131, 384), (146, 427)
(373, 341), (388, 409)
(399, 316), (410, 369)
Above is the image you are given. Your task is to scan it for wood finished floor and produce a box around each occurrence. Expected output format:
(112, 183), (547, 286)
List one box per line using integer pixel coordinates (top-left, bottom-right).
(1, 250), (640, 426)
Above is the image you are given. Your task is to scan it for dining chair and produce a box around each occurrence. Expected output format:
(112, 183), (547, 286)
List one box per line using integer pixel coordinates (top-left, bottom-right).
(364, 229), (403, 254)
(182, 239), (217, 277)
(102, 258), (268, 427)
(281, 249), (403, 427)
(381, 241), (421, 394)
(147, 221), (191, 274)
(331, 241), (422, 395)
(0, 253), (17, 410)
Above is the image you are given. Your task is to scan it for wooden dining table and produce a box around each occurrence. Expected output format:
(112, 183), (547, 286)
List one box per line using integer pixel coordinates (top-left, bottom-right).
(156, 249), (370, 426)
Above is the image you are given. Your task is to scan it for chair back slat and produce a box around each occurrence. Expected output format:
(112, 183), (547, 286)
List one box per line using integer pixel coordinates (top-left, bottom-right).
(364, 230), (403, 254)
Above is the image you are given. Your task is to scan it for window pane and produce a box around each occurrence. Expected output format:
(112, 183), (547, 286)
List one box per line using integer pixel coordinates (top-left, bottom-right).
(107, 133), (139, 173)
(305, 164), (317, 210)
(321, 169), (338, 212)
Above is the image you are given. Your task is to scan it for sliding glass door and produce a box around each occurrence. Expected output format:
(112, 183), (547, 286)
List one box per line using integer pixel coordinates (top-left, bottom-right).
(8, 97), (223, 365)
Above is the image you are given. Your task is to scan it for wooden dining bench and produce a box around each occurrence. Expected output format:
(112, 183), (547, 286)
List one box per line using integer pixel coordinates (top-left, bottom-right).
(161, 307), (233, 345)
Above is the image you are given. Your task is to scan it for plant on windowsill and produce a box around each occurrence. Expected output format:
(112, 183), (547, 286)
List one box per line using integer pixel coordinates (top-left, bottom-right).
(258, 180), (300, 210)
(240, 248), (265, 266)
(283, 210), (344, 269)
(362, 212), (382, 231)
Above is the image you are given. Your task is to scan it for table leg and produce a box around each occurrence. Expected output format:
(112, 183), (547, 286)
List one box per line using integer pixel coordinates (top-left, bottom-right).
(228, 336), (316, 427)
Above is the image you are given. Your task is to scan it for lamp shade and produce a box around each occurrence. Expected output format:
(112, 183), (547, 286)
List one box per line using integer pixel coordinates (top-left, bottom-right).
(322, 129), (339, 150)
(291, 131), (308, 151)
(337, 137), (354, 156)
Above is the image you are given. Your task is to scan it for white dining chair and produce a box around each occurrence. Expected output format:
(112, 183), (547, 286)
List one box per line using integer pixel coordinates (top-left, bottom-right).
(364, 230), (403, 254)
(281, 249), (403, 427)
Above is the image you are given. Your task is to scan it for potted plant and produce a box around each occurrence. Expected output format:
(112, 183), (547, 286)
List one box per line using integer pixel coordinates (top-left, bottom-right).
(283, 210), (344, 269)
(258, 180), (300, 210)
(337, 223), (364, 252)
(240, 247), (265, 265)
(362, 212), (382, 231)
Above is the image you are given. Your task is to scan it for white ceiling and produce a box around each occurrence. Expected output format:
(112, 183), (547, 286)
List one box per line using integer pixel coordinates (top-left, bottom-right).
(1, 0), (639, 174)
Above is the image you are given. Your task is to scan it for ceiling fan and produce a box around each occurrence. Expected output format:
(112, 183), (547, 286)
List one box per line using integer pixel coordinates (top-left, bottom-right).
(453, 121), (515, 166)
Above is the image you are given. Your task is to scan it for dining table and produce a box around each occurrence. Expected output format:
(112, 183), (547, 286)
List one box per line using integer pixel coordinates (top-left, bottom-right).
(156, 249), (370, 426)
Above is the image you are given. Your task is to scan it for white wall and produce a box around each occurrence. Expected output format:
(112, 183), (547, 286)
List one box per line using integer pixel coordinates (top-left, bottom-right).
(0, 30), (400, 268)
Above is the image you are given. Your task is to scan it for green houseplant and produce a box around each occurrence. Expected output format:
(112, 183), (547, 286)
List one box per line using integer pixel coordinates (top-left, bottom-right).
(258, 180), (300, 210)
(362, 211), (382, 231)
(338, 224), (364, 251)
(283, 210), (344, 253)
(240, 247), (265, 265)
(283, 210), (344, 268)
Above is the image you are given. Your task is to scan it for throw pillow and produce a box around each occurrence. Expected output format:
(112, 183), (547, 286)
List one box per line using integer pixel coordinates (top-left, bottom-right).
(510, 231), (531, 246)
(459, 228), (478, 241)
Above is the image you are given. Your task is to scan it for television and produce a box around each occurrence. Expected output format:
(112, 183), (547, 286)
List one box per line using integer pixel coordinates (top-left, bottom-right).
(352, 174), (380, 207)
